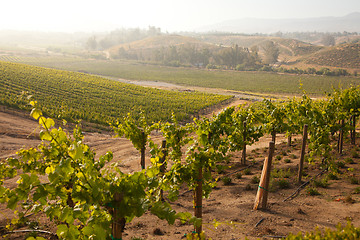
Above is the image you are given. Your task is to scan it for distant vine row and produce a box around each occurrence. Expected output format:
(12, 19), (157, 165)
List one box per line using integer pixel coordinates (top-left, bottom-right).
(0, 61), (230, 125)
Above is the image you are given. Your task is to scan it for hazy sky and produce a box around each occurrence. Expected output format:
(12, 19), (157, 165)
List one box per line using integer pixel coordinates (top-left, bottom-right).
(1, 0), (360, 32)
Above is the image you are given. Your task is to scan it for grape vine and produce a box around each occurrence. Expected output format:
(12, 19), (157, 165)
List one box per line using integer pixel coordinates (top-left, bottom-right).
(3, 85), (360, 239)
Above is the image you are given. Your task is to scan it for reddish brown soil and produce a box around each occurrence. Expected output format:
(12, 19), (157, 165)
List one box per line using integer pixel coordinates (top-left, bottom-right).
(1, 107), (360, 240)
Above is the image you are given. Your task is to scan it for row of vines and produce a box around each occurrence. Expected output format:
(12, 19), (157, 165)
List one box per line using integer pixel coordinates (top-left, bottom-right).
(0, 61), (230, 125)
(1, 84), (360, 239)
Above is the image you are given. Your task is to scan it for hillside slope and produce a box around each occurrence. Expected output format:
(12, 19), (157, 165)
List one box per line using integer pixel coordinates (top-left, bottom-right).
(108, 35), (219, 59)
(305, 43), (360, 69)
(200, 35), (322, 55)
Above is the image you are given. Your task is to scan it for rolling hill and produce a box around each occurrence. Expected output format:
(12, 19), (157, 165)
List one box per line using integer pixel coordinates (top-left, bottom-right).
(108, 34), (326, 66)
(199, 35), (323, 58)
(108, 35), (219, 59)
(305, 43), (360, 69)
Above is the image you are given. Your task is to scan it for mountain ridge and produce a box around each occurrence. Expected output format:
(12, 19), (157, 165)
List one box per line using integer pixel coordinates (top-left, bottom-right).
(197, 12), (360, 34)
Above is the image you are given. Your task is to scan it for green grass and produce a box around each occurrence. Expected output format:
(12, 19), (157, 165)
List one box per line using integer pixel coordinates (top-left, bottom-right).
(1, 55), (360, 96)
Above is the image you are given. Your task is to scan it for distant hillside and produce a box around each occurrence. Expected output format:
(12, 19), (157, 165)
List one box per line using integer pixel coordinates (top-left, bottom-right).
(305, 43), (360, 69)
(107, 33), (359, 71)
(275, 38), (323, 56)
(115, 35), (207, 49)
(198, 12), (360, 34)
(200, 35), (322, 57)
(336, 35), (360, 45)
(108, 35), (218, 59)
(199, 35), (269, 48)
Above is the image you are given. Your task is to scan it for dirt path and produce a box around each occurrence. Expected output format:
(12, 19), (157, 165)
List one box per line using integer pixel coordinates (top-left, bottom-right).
(112, 78), (276, 101)
(0, 109), (40, 159)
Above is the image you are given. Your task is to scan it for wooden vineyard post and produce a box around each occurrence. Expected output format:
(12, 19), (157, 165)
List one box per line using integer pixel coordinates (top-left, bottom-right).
(242, 121), (247, 165)
(271, 130), (276, 144)
(351, 115), (356, 145)
(338, 120), (344, 154)
(350, 116), (353, 145)
(194, 167), (203, 234)
(298, 124), (308, 184)
(112, 192), (125, 240)
(253, 141), (275, 210)
(288, 134), (292, 147)
(160, 140), (167, 201)
(140, 131), (146, 170)
(261, 141), (275, 209)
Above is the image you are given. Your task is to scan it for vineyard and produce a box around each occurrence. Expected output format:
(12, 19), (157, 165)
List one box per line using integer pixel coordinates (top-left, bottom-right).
(1, 55), (360, 96)
(0, 61), (230, 125)
(1, 84), (360, 239)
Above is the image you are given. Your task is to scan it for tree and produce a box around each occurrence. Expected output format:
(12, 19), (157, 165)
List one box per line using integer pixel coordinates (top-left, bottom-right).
(99, 38), (114, 50)
(147, 26), (161, 36)
(199, 48), (211, 67)
(179, 44), (197, 66)
(86, 36), (97, 50)
(321, 34), (336, 46)
(262, 41), (279, 65)
(118, 47), (128, 59)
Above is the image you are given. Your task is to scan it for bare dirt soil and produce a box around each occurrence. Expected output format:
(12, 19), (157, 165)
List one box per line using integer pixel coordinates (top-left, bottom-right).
(1, 107), (360, 240)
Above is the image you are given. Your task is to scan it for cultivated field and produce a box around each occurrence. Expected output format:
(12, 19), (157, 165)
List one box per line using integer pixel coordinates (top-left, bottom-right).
(0, 61), (230, 125)
(1, 55), (360, 96)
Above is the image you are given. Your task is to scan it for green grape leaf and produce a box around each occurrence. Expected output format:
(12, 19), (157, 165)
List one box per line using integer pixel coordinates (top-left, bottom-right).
(30, 108), (42, 120)
(7, 194), (19, 210)
(39, 130), (52, 141)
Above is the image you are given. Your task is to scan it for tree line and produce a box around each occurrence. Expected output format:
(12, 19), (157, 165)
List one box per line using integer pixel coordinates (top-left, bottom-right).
(114, 42), (280, 71)
(86, 26), (162, 50)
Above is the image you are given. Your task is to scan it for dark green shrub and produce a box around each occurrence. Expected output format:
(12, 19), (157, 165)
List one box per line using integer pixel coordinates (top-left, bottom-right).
(352, 151), (359, 158)
(276, 179), (290, 189)
(281, 150), (288, 156)
(306, 187), (320, 196)
(272, 168), (293, 178)
(353, 187), (360, 194)
(243, 168), (252, 175)
(251, 176), (260, 184)
(222, 177), (232, 185)
(345, 157), (355, 164)
(313, 178), (330, 188)
(244, 184), (252, 191)
(336, 161), (346, 168)
(349, 176), (359, 185)
(235, 173), (242, 179)
(327, 172), (339, 180)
